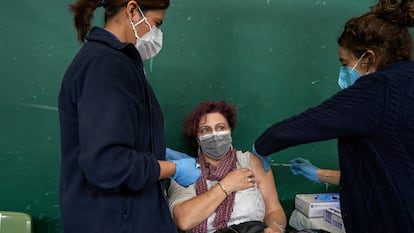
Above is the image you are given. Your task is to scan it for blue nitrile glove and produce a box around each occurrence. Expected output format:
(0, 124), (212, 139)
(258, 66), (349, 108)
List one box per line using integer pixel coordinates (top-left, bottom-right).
(252, 144), (271, 172)
(316, 194), (334, 201)
(290, 157), (320, 183)
(170, 158), (201, 187)
(166, 147), (192, 160)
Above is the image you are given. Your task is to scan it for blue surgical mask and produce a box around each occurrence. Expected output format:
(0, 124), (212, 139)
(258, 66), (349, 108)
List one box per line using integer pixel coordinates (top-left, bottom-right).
(338, 52), (366, 89)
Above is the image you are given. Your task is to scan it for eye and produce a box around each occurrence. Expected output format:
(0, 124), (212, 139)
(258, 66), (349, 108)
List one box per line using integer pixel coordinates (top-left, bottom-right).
(198, 127), (212, 135)
(154, 20), (163, 28)
(339, 58), (346, 66)
(216, 124), (229, 132)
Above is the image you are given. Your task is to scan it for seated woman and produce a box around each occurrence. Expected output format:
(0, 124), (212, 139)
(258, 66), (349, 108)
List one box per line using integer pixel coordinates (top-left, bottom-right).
(168, 100), (286, 233)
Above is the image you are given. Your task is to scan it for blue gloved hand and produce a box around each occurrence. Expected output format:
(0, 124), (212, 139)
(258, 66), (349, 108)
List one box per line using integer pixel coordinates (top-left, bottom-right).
(170, 158), (201, 187)
(252, 144), (270, 172)
(290, 157), (320, 183)
(166, 147), (192, 160)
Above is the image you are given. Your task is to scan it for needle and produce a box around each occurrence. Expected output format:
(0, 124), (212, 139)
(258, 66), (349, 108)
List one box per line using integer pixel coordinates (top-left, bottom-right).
(270, 163), (291, 167)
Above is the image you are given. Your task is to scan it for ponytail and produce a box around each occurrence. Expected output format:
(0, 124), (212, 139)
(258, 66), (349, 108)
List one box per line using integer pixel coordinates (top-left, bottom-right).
(69, 0), (101, 43)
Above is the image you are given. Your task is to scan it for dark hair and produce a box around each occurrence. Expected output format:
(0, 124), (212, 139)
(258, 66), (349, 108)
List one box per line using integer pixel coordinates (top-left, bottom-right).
(183, 101), (237, 148)
(337, 0), (414, 67)
(69, 0), (169, 43)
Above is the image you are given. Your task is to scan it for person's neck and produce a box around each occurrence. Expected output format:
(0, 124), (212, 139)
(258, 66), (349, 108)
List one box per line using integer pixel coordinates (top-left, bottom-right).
(203, 155), (222, 167)
(105, 18), (133, 44)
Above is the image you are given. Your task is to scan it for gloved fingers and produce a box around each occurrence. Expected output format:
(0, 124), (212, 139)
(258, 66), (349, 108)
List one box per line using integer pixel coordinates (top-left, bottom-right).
(171, 158), (201, 187)
(166, 147), (192, 160)
(258, 155), (270, 173)
(251, 144), (262, 157)
(251, 144), (270, 173)
(290, 166), (302, 175)
(180, 168), (202, 187)
(290, 157), (310, 164)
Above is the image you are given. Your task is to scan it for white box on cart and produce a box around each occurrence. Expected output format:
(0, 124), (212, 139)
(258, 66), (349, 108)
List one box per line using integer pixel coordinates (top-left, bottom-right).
(323, 207), (346, 233)
(294, 193), (340, 218)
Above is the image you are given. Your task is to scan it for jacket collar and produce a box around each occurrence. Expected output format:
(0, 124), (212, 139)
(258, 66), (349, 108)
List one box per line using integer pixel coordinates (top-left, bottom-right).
(86, 26), (131, 51)
(85, 26), (143, 68)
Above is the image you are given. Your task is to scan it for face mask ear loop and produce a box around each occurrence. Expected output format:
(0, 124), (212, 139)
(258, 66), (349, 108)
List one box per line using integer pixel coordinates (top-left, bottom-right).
(137, 6), (152, 30)
(352, 52), (367, 70)
(129, 15), (146, 38)
(129, 18), (141, 39)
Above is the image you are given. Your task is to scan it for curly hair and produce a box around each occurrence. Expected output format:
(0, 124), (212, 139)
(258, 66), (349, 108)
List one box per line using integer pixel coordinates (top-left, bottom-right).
(183, 101), (237, 148)
(337, 0), (414, 67)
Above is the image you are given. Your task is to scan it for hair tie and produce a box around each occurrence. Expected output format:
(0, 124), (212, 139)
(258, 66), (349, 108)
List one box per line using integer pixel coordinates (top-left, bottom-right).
(97, 0), (106, 8)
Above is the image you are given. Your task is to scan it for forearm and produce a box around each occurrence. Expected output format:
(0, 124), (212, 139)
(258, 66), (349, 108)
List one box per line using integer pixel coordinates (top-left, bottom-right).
(255, 88), (380, 156)
(252, 154), (286, 232)
(264, 209), (287, 233)
(158, 160), (176, 180)
(173, 184), (227, 230)
(317, 169), (340, 185)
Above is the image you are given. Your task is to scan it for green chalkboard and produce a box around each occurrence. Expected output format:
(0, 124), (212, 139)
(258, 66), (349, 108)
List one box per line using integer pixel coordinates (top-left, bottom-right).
(0, 0), (375, 232)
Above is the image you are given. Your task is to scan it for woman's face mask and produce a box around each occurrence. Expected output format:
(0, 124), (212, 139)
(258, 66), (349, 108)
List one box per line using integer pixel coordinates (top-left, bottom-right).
(129, 7), (163, 61)
(338, 52), (366, 89)
(198, 130), (232, 160)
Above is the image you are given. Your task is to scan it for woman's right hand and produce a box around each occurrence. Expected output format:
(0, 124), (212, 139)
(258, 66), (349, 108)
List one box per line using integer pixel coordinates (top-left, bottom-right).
(220, 168), (255, 194)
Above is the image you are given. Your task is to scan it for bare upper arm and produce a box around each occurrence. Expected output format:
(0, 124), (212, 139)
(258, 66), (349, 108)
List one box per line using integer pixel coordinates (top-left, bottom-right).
(249, 153), (283, 214)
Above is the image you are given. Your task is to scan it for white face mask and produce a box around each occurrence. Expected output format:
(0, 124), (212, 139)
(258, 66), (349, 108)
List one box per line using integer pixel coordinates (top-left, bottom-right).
(129, 7), (163, 61)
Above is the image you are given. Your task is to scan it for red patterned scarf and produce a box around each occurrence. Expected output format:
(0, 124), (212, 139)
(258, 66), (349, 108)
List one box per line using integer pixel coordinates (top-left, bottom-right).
(192, 148), (237, 233)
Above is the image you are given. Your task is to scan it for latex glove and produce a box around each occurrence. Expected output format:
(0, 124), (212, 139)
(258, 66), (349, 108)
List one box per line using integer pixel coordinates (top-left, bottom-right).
(290, 157), (320, 183)
(252, 144), (270, 172)
(170, 158), (201, 187)
(316, 194), (335, 201)
(166, 147), (192, 160)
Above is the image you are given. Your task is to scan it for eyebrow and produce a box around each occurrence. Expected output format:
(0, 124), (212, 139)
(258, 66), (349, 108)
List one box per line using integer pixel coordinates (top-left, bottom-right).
(198, 123), (227, 128)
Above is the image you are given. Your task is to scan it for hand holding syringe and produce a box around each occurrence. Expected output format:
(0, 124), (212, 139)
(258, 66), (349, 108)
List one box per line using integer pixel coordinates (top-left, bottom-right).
(271, 157), (336, 190)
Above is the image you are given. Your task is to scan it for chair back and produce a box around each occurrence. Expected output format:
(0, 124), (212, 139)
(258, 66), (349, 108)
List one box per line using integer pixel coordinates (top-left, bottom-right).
(0, 211), (32, 233)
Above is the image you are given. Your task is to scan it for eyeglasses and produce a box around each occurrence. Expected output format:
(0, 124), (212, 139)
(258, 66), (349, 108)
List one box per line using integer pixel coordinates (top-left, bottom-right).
(197, 123), (230, 136)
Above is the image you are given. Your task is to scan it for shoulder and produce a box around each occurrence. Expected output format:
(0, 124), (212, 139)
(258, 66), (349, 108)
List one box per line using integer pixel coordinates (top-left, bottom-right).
(236, 150), (251, 168)
(235, 150), (264, 172)
(78, 28), (140, 70)
(249, 152), (266, 173)
(70, 42), (143, 85)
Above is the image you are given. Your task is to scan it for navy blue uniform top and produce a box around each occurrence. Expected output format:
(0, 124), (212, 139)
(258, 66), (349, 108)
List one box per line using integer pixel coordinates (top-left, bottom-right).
(58, 27), (177, 233)
(255, 61), (414, 232)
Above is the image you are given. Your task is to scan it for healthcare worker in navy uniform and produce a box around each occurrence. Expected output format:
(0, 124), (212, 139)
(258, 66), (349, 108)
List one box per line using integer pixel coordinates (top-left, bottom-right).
(253, 0), (414, 232)
(58, 0), (201, 232)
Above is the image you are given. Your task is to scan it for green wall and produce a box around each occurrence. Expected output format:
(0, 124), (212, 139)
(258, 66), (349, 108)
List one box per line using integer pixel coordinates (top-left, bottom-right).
(0, 0), (374, 232)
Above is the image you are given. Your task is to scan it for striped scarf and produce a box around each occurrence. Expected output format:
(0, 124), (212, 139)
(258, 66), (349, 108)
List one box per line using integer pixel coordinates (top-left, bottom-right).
(192, 148), (237, 233)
